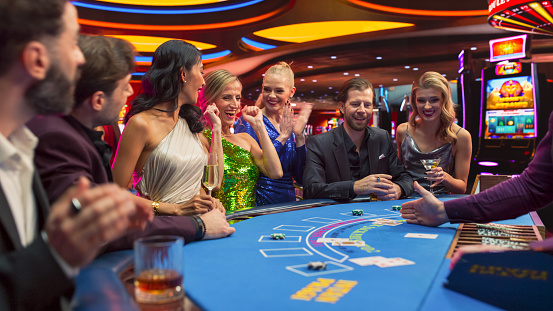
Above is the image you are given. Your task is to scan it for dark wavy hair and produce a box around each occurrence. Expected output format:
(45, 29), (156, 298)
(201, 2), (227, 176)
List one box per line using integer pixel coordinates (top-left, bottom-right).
(125, 40), (203, 133)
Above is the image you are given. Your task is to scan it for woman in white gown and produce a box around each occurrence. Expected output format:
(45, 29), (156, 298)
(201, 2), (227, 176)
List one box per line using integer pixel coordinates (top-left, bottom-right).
(112, 40), (224, 215)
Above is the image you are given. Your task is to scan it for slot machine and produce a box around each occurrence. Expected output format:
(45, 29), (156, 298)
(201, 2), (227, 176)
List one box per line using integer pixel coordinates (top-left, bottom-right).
(473, 34), (544, 175)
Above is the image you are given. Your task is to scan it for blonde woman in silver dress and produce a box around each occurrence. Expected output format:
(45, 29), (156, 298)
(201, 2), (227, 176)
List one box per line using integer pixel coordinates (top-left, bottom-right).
(112, 40), (225, 215)
(396, 71), (472, 194)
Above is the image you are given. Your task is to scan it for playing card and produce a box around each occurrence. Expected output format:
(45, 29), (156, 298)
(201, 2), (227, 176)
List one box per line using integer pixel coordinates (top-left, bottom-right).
(317, 238), (349, 243)
(331, 240), (365, 246)
(374, 257), (415, 268)
(404, 233), (438, 239)
(349, 256), (386, 266)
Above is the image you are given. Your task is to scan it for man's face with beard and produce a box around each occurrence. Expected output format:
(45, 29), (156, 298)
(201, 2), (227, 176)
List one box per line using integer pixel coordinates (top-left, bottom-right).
(339, 88), (374, 132)
(25, 57), (78, 115)
(25, 3), (84, 115)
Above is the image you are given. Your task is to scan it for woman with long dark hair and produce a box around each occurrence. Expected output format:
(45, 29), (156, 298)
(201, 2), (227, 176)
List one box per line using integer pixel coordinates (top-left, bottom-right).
(113, 40), (224, 215)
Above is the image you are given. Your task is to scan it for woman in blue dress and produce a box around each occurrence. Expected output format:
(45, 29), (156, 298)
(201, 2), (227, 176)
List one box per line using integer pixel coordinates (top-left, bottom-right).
(235, 62), (312, 205)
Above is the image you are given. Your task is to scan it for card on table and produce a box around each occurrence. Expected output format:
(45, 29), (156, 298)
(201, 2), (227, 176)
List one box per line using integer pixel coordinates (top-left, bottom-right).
(331, 240), (365, 246)
(317, 238), (349, 243)
(349, 256), (387, 266)
(374, 257), (415, 268)
(404, 233), (438, 239)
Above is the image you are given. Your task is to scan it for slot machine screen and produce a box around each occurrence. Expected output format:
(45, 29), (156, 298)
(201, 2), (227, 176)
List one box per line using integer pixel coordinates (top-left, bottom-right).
(486, 75), (533, 110)
(484, 109), (535, 139)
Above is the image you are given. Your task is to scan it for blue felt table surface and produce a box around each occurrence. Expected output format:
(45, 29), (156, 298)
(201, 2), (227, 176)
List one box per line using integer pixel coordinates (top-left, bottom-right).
(183, 196), (534, 310)
(71, 195), (536, 310)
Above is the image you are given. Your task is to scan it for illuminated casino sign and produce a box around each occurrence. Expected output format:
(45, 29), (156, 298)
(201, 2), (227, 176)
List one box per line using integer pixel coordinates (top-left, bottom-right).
(489, 34), (528, 62)
(488, 0), (553, 35)
(495, 61), (523, 75)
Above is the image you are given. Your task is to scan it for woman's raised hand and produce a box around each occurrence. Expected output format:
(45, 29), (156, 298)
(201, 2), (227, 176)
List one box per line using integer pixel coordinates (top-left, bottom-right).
(204, 103), (221, 131)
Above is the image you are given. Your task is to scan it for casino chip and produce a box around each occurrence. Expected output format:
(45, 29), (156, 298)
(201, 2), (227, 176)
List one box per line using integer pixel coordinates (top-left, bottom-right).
(392, 205), (401, 211)
(352, 209), (363, 216)
(307, 261), (327, 270)
(271, 233), (285, 240)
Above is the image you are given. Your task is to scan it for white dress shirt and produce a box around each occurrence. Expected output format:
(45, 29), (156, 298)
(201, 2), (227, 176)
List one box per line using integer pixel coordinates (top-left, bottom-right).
(0, 125), (38, 246)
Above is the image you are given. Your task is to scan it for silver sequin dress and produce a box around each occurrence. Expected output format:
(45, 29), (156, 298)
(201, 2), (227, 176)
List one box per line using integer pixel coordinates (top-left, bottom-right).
(400, 127), (456, 194)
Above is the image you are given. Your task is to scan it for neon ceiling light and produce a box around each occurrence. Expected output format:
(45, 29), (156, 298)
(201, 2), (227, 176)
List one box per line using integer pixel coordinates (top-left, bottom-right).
(71, 0), (263, 14)
(347, 0), (487, 17)
(241, 37), (276, 51)
(135, 50), (231, 64)
(254, 21), (414, 43)
(96, 0), (224, 6)
(106, 35), (216, 52)
(77, 5), (287, 30)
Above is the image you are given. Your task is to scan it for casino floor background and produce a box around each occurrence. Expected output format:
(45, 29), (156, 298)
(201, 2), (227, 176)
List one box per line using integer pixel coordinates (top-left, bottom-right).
(70, 0), (553, 309)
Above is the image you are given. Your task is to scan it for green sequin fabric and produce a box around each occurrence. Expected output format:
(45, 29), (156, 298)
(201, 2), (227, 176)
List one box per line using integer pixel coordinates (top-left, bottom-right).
(204, 130), (259, 211)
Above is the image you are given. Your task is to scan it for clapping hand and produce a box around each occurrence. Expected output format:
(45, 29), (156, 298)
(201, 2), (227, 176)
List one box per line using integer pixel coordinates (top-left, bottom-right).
(293, 102), (313, 136)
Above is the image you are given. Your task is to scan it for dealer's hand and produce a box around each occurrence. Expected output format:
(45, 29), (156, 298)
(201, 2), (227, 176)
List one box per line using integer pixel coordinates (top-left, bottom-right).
(400, 181), (449, 226)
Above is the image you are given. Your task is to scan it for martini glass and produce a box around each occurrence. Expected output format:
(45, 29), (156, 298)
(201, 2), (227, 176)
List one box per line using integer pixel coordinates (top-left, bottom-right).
(420, 158), (441, 194)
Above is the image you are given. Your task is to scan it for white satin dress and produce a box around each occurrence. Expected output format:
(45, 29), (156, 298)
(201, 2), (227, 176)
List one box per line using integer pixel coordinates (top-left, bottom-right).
(133, 117), (206, 204)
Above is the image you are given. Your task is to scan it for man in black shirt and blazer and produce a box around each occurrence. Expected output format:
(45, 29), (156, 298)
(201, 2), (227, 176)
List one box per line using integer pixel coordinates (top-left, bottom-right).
(304, 78), (413, 200)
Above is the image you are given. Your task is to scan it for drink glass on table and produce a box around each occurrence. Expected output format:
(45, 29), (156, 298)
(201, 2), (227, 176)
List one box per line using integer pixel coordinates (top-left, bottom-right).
(134, 235), (184, 304)
(202, 153), (219, 196)
(420, 158), (441, 194)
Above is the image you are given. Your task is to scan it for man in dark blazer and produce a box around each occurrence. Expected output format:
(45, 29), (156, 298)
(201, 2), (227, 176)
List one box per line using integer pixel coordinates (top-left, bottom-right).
(28, 35), (235, 250)
(0, 1), (152, 310)
(304, 78), (413, 200)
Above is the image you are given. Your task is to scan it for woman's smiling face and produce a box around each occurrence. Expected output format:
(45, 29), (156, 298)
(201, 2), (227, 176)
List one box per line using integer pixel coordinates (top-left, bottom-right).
(262, 73), (294, 113)
(213, 79), (242, 128)
(415, 87), (443, 122)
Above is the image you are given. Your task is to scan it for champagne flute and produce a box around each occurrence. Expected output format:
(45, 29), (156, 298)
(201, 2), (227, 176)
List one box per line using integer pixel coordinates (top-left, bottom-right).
(202, 153), (219, 196)
(420, 158), (441, 194)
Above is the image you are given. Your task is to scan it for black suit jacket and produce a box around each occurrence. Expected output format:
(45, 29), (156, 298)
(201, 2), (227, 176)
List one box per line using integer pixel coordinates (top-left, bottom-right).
(27, 115), (198, 250)
(303, 125), (413, 200)
(0, 172), (73, 310)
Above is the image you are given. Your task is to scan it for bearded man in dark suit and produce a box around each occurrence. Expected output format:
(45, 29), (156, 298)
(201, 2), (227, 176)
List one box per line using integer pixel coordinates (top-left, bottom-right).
(304, 78), (413, 201)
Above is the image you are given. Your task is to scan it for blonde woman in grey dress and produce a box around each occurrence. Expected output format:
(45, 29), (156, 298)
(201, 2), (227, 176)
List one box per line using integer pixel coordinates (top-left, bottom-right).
(112, 40), (225, 215)
(396, 71), (472, 194)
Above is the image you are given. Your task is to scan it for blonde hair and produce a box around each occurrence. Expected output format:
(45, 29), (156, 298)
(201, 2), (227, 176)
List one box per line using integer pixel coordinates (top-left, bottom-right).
(198, 69), (241, 114)
(263, 61), (294, 89)
(409, 71), (457, 144)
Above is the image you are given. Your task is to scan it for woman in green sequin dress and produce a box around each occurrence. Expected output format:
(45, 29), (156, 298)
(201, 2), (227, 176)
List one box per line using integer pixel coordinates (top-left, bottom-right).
(200, 70), (283, 211)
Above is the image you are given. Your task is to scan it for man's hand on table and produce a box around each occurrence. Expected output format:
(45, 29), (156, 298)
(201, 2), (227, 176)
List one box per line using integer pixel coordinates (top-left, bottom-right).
(200, 209), (235, 240)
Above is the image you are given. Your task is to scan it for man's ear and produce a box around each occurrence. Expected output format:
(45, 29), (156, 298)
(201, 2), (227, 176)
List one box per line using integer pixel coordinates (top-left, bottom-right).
(338, 101), (345, 115)
(21, 41), (50, 80)
(89, 91), (105, 111)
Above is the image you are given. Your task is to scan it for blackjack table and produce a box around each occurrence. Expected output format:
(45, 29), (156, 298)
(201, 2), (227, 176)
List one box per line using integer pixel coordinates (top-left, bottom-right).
(72, 195), (540, 310)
